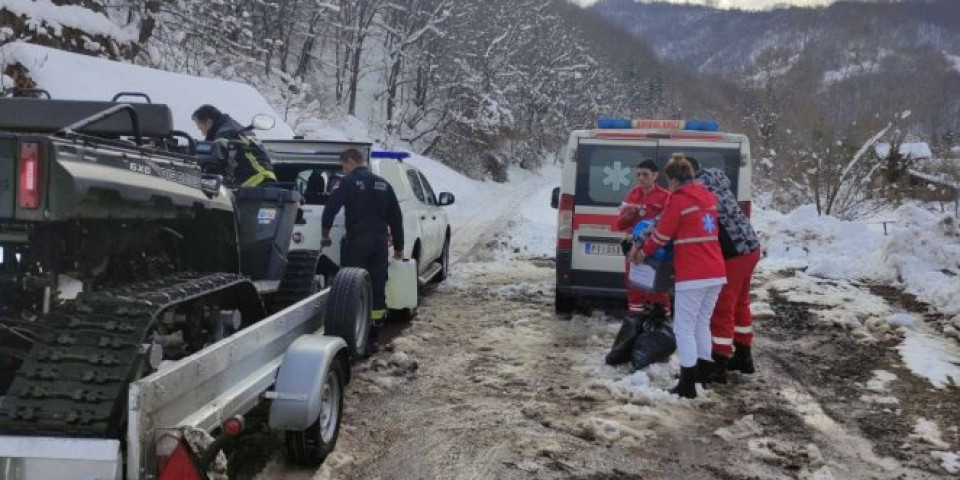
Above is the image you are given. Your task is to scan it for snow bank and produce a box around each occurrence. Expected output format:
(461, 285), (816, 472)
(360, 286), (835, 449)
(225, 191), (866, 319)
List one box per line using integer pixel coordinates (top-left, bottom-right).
(755, 205), (886, 279)
(757, 204), (960, 317)
(0, 0), (137, 43)
(897, 329), (960, 389)
(0, 42), (295, 139)
(880, 206), (960, 316)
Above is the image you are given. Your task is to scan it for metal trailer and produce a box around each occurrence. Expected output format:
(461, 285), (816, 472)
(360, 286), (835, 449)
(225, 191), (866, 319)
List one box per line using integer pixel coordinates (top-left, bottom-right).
(0, 267), (370, 480)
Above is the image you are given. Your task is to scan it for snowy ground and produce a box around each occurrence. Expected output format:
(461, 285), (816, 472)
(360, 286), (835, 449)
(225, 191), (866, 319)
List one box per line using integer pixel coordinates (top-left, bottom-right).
(231, 165), (960, 479)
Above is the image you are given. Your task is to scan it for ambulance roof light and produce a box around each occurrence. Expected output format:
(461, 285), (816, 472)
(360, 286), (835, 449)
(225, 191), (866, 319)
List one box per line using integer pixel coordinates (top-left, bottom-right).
(596, 118), (720, 132)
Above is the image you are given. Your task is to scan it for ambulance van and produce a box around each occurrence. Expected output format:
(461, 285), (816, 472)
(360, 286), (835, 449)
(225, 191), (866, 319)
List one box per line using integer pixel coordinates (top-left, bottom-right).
(550, 119), (752, 313)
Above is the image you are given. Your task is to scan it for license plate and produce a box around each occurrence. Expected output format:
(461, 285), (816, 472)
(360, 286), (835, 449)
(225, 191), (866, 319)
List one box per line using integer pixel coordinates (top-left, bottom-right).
(584, 242), (622, 256)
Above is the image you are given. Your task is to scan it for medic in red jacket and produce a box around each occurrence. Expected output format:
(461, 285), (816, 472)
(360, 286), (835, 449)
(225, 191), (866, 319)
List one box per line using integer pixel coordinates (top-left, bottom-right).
(616, 158), (670, 313)
(641, 181), (725, 288)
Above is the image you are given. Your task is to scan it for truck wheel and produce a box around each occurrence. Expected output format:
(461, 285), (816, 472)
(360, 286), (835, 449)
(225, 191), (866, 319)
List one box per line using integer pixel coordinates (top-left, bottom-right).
(555, 291), (577, 314)
(284, 361), (345, 466)
(431, 235), (450, 284)
(324, 267), (371, 358)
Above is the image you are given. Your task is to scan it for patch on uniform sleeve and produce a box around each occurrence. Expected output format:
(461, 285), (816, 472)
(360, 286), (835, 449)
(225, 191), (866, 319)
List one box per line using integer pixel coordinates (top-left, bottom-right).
(702, 213), (717, 234)
(374, 181), (388, 191)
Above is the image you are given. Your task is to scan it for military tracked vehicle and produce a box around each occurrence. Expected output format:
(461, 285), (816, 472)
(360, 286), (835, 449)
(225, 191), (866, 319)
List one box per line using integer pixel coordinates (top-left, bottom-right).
(0, 94), (371, 479)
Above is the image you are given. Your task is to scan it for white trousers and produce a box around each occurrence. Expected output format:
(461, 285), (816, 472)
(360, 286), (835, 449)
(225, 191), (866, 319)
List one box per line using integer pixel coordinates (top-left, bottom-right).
(673, 285), (723, 368)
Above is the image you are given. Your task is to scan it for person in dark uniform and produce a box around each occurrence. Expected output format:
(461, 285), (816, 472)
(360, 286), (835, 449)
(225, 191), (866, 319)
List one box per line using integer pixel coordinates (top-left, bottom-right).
(321, 149), (404, 344)
(191, 104), (278, 187)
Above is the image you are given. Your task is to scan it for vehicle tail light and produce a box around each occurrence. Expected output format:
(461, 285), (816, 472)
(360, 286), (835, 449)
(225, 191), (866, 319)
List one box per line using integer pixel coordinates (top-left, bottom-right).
(157, 439), (204, 480)
(739, 201), (752, 219)
(557, 194), (575, 250)
(18, 142), (41, 209)
(222, 416), (244, 437)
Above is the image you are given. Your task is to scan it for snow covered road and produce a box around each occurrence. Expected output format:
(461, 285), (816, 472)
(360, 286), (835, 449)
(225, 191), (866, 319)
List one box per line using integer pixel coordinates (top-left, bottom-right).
(233, 167), (960, 480)
(243, 251), (959, 480)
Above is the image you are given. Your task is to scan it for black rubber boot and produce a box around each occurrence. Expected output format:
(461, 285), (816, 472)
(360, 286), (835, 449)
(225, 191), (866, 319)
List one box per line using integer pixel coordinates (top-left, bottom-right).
(728, 344), (755, 374)
(695, 358), (714, 386)
(669, 366), (698, 399)
(366, 326), (381, 355)
(710, 353), (729, 384)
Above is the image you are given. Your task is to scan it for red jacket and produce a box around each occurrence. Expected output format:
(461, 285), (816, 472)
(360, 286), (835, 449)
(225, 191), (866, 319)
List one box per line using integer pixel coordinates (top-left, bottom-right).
(616, 184), (669, 231)
(642, 182), (726, 289)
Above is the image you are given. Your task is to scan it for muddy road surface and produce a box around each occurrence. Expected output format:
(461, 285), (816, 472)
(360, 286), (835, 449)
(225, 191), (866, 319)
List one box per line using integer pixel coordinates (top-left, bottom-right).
(235, 243), (959, 480)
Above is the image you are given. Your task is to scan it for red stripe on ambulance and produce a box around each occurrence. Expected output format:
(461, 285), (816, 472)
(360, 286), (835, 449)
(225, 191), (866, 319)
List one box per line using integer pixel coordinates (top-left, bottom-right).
(573, 213), (618, 229)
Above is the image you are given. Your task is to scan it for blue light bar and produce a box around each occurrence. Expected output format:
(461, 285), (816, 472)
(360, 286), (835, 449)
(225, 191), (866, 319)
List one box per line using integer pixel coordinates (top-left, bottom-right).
(683, 120), (720, 132)
(371, 150), (411, 161)
(597, 118), (633, 129)
(595, 118), (720, 132)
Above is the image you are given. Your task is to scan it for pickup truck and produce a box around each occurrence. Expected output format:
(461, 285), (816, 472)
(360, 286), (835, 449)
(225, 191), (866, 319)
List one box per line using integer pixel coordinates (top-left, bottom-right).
(265, 141), (456, 310)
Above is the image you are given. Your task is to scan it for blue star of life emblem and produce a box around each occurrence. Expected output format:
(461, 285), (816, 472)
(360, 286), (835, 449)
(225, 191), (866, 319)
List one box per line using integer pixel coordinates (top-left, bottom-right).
(702, 213), (717, 234)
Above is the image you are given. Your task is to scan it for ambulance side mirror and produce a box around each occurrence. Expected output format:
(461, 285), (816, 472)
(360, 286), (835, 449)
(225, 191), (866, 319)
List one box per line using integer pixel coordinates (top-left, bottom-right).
(550, 187), (560, 209)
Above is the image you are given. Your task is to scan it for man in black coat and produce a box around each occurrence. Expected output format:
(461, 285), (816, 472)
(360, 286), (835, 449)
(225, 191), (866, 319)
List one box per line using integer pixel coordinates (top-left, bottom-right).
(321, 148), (404, 342)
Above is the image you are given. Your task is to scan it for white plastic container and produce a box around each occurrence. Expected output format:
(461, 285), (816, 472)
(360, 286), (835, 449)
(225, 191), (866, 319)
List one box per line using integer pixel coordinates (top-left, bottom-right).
(386, 258), (418, 309)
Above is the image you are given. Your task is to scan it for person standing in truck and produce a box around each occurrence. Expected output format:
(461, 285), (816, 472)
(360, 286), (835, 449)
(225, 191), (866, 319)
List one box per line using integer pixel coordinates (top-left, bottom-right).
(321, 149), (404, 350)
(616, 158), (671, 313)
(191, 104), (277, 187)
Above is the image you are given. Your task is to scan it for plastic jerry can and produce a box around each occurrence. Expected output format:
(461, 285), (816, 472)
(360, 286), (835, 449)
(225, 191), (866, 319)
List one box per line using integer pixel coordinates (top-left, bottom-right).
(386, 258), (418, 309)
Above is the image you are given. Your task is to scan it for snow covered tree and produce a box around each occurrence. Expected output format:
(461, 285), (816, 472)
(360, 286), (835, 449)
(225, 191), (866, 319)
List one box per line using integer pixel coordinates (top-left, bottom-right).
(1, 0), (140, 59)
(376, 0), (452, 141)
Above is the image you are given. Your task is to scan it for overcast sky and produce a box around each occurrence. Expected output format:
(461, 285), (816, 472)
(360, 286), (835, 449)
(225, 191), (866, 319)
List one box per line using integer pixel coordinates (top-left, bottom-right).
(571, 0), (843, 10)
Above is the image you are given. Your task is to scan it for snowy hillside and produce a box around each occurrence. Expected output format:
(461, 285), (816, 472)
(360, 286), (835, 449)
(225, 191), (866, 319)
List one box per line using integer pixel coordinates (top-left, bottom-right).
(0, 42), (295, 139)
(593, 0), (960, 77)
(592, 0), (960, 148)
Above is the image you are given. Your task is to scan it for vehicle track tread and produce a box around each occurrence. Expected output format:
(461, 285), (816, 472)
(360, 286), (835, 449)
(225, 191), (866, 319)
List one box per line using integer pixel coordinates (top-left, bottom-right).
(0, 272), (251, 438)
(273, 250), (321, 310)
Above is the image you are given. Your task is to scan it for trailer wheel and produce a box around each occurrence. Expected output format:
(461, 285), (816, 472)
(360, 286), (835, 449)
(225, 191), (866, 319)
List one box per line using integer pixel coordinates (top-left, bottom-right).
(284, 360), (346, 466)
(324, 267), (371, 358)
